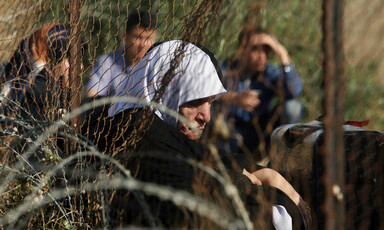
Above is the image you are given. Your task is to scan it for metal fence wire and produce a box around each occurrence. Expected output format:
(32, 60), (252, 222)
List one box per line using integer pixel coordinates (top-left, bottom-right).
(0, 0), (383, 229)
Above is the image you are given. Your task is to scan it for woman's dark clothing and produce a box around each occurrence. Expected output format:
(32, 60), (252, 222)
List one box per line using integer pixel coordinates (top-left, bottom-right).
(0, 68), (67, 124)
(20, 71), (66, 122)
(84, 109), (304, 229)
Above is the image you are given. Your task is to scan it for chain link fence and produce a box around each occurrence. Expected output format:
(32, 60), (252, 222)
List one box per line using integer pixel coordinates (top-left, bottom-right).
(0, 0), (382, 229)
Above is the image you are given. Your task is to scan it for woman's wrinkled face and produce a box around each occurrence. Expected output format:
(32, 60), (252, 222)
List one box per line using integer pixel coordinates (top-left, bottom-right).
(177, 96), (214, 140)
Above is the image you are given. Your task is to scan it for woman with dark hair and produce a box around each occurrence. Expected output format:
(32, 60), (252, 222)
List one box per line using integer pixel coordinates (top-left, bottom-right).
(86, 40), (311, 229)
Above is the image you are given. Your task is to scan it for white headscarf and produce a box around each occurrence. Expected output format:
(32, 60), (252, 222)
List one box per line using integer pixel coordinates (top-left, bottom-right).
(108, 40), (227, 127)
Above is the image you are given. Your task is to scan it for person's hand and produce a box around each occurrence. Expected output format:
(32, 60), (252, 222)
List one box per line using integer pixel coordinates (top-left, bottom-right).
(249, 168), (312, 229)
(251, 33), (291, 65)
(242, 168), (262, 185)
(297, 196), (312, 230)
(234, 90), (260, 112)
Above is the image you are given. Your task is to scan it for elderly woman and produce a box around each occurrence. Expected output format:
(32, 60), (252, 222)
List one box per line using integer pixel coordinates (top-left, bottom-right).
(86, 40), (311, 229)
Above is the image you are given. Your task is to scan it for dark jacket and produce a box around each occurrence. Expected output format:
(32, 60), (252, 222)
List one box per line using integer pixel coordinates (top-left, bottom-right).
(83, 109), (304, 229)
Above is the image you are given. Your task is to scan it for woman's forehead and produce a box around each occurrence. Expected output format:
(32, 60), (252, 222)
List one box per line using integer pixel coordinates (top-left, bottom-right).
(181, 96), (215, 108)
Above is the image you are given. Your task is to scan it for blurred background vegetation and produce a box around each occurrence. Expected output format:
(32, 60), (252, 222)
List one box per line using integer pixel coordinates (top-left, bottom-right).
(0, 0), (383, 229)
(0, 0), (382, 131)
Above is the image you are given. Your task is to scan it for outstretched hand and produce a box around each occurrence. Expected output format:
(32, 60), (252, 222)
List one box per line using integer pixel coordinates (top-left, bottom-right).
(242, 168), (262, 185)
(243, 168), (312, 229)
(234, 90), (260, 112)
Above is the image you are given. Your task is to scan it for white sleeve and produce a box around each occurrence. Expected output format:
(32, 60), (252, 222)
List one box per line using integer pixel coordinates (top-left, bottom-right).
(272, 205), (292, 230)
(86, 54), (112, 96)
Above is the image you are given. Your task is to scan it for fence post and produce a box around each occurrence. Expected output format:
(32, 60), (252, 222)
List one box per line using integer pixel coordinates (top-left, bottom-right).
(69, 0), (82, 153)
(321, 0), (345, 229)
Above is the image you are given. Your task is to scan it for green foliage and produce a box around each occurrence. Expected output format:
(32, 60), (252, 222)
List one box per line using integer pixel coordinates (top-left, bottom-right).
(344, 62), (384, 130)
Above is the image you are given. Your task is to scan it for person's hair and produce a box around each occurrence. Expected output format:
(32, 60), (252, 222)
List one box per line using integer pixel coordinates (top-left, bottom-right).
(125, 10), (157, 34)
(237, 25), (267, 49)
(234, 25), (269, 62)
(46, 24), (70, 63)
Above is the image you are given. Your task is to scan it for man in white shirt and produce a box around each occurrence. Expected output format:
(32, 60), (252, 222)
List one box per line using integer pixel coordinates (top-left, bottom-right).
(85, 10), (157, 97)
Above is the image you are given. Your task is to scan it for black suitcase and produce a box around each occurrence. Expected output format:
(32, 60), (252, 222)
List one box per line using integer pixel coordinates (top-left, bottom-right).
(269, 120), (384, 229)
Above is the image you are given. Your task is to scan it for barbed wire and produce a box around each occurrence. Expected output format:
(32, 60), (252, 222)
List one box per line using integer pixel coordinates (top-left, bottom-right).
(0, 0), (383, 229)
